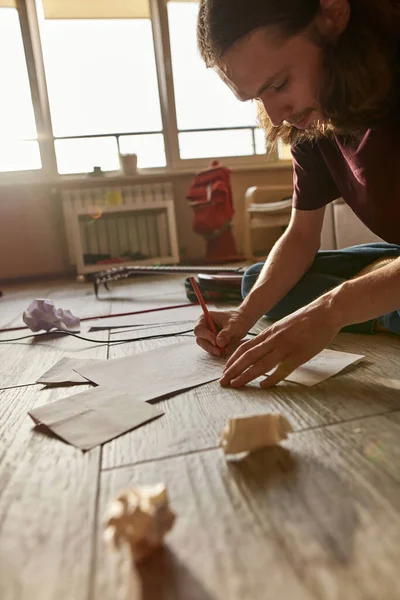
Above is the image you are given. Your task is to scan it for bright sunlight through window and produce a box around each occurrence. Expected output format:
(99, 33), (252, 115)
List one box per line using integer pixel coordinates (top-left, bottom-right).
(0, 7), (41, 172)
(167, 1), (266, 159)
(39, 6), (165, 174)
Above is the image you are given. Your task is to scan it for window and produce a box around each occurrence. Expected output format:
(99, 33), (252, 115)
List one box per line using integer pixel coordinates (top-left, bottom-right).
(277, 141), (293, 160)
(0, 6), (41, 172)
(167, 1), (265, 160)
(37, 0), (165, 174)
(0, 0), (287, 177)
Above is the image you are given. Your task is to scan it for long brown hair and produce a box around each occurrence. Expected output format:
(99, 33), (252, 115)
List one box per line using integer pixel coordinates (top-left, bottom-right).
(198, 0), (400, 151)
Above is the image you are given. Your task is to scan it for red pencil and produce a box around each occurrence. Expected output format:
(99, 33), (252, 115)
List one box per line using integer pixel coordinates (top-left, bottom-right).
(189, 276), (219, 338)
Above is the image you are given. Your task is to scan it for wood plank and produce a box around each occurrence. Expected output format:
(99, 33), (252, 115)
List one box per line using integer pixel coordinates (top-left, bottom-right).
(95, 452), (315, 600)
(94, 412), (400, 600)
(0, 328), (109, 389)
(102, 376), (400, 469)
(0, 277), (111, 330)
(0, 280), (56, 329)
(330, 331), (400, 384)
(92, 274), (188, 314)
(107, 275), (188, 307)
(252, 320), (400, 392)
(0, 278), (110, 389)
(0, 383), (100, 600)
(104, 275), (193, 344)
(0, 277), (113, 597)
(47, 279), (112, 320)
(103, 326), (400, 469)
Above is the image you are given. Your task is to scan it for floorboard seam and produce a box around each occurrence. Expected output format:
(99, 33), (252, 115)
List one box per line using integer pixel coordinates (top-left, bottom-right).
(100, 407), (400, 472)
(87, 447), (103, 600)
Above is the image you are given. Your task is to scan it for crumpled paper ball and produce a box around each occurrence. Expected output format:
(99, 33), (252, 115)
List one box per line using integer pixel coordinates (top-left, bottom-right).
(23, 299), (80, 333)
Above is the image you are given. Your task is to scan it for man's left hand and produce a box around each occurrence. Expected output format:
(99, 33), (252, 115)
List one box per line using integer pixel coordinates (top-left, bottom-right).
(219, 298), (343, 389)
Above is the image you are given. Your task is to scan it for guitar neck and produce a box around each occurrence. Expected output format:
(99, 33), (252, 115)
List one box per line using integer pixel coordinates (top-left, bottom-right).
(92, 264), (245, 296)
(95, 264), (243, 279)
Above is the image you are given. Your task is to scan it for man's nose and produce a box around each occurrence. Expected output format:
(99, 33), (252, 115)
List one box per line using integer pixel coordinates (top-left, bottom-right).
(260, 96), (290, 128)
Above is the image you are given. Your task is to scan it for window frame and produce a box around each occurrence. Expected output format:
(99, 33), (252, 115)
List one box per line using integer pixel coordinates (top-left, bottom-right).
(1, 0), (286, 182)
(150, 0), (280, 170)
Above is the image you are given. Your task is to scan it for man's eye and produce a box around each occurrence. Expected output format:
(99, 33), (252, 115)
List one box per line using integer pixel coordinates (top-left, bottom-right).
(274, 79), (288, 92)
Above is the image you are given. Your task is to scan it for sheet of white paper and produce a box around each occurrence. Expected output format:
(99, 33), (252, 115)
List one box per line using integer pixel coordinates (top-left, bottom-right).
(75, 340), (224, 401)
(29, 387), (163, 450)
(37, 357), (108, 385)
(89, 304), (215, 330)
(282, 349), (365, 386)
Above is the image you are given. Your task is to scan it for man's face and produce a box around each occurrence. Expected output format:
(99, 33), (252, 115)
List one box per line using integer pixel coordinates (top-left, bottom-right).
(217, 27), (324, 130)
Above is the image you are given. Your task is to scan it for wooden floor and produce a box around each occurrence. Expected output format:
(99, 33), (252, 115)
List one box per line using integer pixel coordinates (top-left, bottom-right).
(1, 275), (400, 600)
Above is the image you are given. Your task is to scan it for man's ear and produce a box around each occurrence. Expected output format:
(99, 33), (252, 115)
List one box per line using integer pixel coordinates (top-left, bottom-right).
(318, 0), (350, 37)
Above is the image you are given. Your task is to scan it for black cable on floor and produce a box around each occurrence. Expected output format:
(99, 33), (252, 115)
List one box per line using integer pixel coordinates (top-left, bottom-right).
(0, 328), (194, 345)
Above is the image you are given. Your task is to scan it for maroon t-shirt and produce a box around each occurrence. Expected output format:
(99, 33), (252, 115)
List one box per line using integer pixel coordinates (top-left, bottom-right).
(291, 108), (400, 244)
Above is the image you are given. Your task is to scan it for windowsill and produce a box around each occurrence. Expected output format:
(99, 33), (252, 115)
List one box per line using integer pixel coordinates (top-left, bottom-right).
(0, 159), (293, 189)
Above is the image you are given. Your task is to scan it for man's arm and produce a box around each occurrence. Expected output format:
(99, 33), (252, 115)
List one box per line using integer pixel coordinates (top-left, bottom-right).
(194, 205), (326, 355)
(239, 206), (326, 326)
(220, 252), (400, 389)
(327, 257), (400, 328)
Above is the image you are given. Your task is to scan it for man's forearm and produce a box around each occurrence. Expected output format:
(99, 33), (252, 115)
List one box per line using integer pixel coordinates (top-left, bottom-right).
(239, 229), (318, 326)
(323, 257), (400, 327)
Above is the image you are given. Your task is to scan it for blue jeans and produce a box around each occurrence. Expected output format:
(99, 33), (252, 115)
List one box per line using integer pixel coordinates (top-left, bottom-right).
(241, 243), (400, 334)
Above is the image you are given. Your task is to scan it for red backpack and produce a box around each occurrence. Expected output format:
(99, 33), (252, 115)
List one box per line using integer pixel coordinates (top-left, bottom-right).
(186, 162), (234, 237)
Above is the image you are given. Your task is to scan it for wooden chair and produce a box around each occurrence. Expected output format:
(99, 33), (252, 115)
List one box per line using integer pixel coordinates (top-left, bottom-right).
(243, 185), (293, 260)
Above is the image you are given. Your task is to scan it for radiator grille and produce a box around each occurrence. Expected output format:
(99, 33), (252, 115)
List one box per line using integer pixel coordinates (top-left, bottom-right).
(61, 182), (179, 273)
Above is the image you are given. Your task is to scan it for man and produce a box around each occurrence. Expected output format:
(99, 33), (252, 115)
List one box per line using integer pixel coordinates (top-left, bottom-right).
(194, 0), (400, 389)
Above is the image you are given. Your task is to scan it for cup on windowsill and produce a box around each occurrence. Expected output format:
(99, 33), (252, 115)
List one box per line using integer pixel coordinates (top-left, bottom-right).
(119, 153), (138, 176)
(88, 166), (104, 177)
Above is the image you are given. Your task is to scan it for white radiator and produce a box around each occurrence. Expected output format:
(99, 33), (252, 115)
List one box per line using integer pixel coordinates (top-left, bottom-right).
(61, 182), (180, 275)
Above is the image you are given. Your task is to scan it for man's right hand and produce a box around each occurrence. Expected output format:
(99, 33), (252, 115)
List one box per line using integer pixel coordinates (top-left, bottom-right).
(193, 309), (252, 357)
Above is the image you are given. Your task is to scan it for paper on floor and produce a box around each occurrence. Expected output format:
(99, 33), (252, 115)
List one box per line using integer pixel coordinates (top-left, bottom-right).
(74, 340), (224, 401)
(29, 387), (163, 450)
(282, 348), (365, 387)
(37, 357), (108, 385)
(89, 304), (215, 330)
